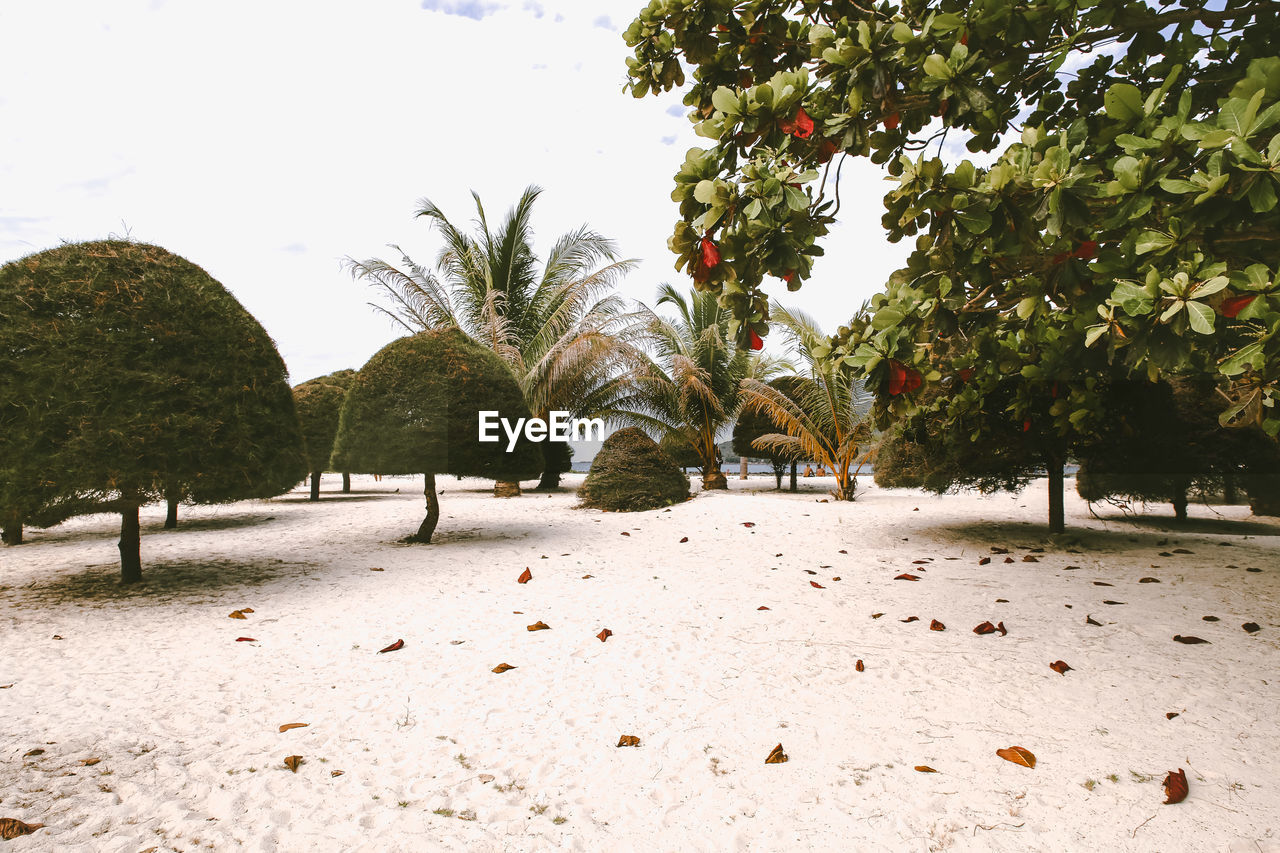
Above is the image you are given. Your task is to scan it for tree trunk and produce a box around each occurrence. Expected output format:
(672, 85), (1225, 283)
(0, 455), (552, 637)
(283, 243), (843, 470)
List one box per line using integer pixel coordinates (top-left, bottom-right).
(1172, 489), (1188, 523)
(1223, 473), (1238, 505)
(772, 461), (785, 490)
(409, 473), (440, 543)
(310, 471), (321, 502)
(342, 472), (351, 493)
(739, 457), (749, 480)
(1, 508), (22, 545)
(701, 468), (728, 490)
(537, 442), (561, 490)
(119, 500), (142, 583)
(1047, 459), (1065, 534)
(164, 497), (179, 529)
(494, 480), (522, 498)
(789, 461), (798, 492)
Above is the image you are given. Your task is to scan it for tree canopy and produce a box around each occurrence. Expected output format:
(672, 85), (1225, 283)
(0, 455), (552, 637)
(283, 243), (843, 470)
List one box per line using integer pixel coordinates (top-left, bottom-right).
(292, 380), (348, 500)
(579, 427), (690, 511)
(0, 240), (304, 579)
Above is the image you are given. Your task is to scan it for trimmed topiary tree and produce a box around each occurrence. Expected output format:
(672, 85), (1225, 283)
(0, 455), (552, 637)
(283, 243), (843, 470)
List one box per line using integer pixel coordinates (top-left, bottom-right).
(293, 380), (348, 501)
(579, 427), (690, 511)
(330, 327), (542, 542)
(0, 240), (305, 580)
(299, 369), (357, 492)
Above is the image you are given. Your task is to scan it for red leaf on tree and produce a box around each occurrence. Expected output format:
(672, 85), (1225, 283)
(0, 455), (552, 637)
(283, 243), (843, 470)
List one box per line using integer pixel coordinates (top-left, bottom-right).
(817, 138), (839, 162)
(958, 367), (975, 383)
(780, 107), (814, 138)
(1074, 240), (1098, 260)
(517, 568), (532, 584)
(1023, 418), (1032, 432)
(1221, 294), (1256, 318)
(378, 639), (404, 653)
(884, 112), (900, 130)
(700, 237), (721, 269)
(749, 329), (764, 351)
(887, 359), (922, 395)
(782, 270), (796, 285)
(1163, 768), (1189, 804)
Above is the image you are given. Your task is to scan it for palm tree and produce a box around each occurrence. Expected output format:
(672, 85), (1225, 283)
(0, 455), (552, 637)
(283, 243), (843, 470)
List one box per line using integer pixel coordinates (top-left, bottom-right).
(738, 305), (874, 500)
(604, 284), (789, 490)
(346, 186), (643, 493)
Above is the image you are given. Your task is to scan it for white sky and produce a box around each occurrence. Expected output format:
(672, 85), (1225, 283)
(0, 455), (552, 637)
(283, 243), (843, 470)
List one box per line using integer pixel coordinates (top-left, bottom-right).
(0, 0), (909, 383)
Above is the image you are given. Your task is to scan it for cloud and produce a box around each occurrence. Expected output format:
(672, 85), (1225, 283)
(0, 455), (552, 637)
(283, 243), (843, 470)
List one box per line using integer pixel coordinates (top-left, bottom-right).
(660, 134), (677, 145)
(421, 0), (503, 20)
(522, 0), (543, 17)
(278, 242), (308, 254)
(665, 104), (685, 117)
(592, 14), (614, 30)
(62, 169), (135, 196)
(0, 215), (49, 235)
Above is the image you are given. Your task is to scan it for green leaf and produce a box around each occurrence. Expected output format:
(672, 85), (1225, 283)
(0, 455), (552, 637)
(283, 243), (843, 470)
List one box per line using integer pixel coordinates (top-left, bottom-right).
(1221, 342), (1265, 376)
(1111, 281), (1154, 315)
(1158, 178), (1199, 194)
(1185, 301), (1215, 334)
(1192, 276), (1228, 298)
(711, 87), (740, 116)
(1113, 156), (1143, 191)
(871, 306), (906, 330)
(891, 22), (914, 43)
(923, 54), (951, 80)
(1248, 177), (1278, 212)
(1135, 231), (1175, 254)
(1015, 296), (1039, 319)
(693, 180), (718, 204)
(1104, 83), (1144, 122)
(1085, 324), (1109, 347)
(954, 206), (991, 233)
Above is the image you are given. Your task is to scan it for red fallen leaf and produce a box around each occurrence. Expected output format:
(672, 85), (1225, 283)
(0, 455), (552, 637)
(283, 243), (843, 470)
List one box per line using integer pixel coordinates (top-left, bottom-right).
(1139, 577), (1160, 583)
(871, 612), (884, 619)
(884, 111), (900, 130)
(765, 743), (788, 764)
(235, 637), (256, 642)
(284, 755), (303, 773)
(757, 606), (770, 611)
(838, 549), (847, 554)
(810, 581), (825, 589)
(1022, 555), (1038, 563)
(929, 620), (945, 631)
(832, 577), (841, 581)
(378, 639), (404, 653)
(749, 328), (764, 351)
(912, 559), (929, 564)
(279, 723), (309, 732)
(742, 522), (756, 528)
(1049, 660), (1072, 675)
(679, 536), (689, 543)
(517, 567), (532, 584)
(1074, 240), (1098, 260)
(620, 531), (630, 536)
(1220, 294), (1256, 318)
(973, 621), (997, 635)
(895, 573), (921, 581)
(492, 663), (516, 673)
(1163, 768), (1189, 804)
(229, 610), (248, 620)
(1166, 712), (1180, 720)
(617, 735), (641, 747)
(915, 765), (937, 773)
(996, 621), (1007, 636)
(1003, 557), (1015, 564)
(597, 628), (613, 642)
(855, 659), (864, 672)
(527, 621), (550, 632)
(887, 359), (922, 395)
(1243, 622), (1261, 634)
(996, 746), (1036, 768)
(901, 616), (919, 623)
(979, 556), (991, 565)
(1173, 635), (1210, 644)
(0, 819), (45, 839)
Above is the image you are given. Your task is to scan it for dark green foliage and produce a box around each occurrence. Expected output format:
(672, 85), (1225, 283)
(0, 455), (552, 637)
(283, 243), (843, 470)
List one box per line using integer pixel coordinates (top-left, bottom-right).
(658, 431), (702, 469)
(872, 417), (1041, 496)
(732, 376), (807, 463)
(579, 427), (689, 511)
(0, 240), (305, 576)
(293, 382), (347, 474)
(537, 440), (575, 489)
(331, 328), (541, 481)
(299, 369), (356, 390)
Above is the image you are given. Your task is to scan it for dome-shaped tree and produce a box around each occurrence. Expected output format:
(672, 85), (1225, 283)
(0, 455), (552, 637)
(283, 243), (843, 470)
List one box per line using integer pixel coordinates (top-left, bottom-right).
(579, 427), (689, 511)
(298, 369), (357, 492)
(293, 380), (348, 501)
(0, 240), (305, 580)
(331, 327), (542, 542)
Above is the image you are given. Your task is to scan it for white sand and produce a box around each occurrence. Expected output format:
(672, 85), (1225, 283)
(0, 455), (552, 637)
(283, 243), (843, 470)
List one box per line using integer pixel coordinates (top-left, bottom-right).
(2, 474), (1278, 852)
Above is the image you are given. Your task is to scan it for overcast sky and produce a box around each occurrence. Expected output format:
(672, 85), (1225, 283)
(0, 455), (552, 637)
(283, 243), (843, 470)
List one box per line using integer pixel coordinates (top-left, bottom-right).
(1, 0), (911, 383)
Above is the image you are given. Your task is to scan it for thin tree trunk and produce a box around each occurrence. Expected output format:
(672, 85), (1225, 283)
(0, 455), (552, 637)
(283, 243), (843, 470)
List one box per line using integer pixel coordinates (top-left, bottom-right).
(739, 457), (749, 480)
(1047, 459), (1065, 534)
(119, 500), (142, 583)
(410, 473), (440, 543)
(1223, 473), (1238, 504)
(164, 497), (179, 529)
(494, 480), (522, 498)
(773, 461), (785, 490)
(342, 472), (351, 493)
(1, 508), (22, 545)
(537, 442), (561, 490)
(789, 461), (797, 492)
(1172, 489), (1188, 523)
(310, 471), (321, 502)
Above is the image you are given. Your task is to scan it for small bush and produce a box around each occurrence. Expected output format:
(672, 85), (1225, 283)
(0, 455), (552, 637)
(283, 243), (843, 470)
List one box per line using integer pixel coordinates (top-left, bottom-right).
(580, 428), (689, 511)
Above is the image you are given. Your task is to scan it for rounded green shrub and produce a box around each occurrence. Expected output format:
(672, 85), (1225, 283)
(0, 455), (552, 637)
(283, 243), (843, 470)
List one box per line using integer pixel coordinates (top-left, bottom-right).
(293, 381), (347, 499)
(580, 427), (689, 511)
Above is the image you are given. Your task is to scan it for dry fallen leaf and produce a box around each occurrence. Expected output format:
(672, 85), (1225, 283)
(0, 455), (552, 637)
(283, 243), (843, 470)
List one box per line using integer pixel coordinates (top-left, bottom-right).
(378, 639), (405, 653)
(757, 606), (770, 611)
(1139, 577), (1161, 583)
(929, 620), (945, 631)
(369, 567), (384, 572)
(0, 684), (12, 689)
(1243, 622), (1261, 634)
(330, 770), (344, 777)
(973, 621), (997, 635)
(478, 774), (495, 783)
(1202, 615), (1219, 622)
(620, 532), (629, 536)
(617, 735), (640, 747)
(895, 573), (921, 581)
(597, 628), (613, 642)
(1086, 615), (1101, 626)
(1102, 600), (1126, 605)
(901, 616), (919, 623)
(79, 758), (100, 766)
(492, 663), (516, 673)
(241, 608), (254, 614)
(1022, 555), (1038, 563)
(0, 819), (44, 840)
(914, 765), (937, 773)
(228, 610), (248, 620)
(679, 536), (689, 543)
(1049, 660), (1072, 675)
(978, 556), (991, 565)
(235, 637), (256, 642)
(279, 723), (309, 733)
(810, 581), (825, 589)
(996, 747), (1036, 768)
(22, 749), (43, 757)
(581, 574), (594, 579)
(1173, 635), (1210, 644)
(1003, 557), (1014, 564)
(1172, 548), (1193, 554)
(284, 755), (303, 773)
(526, 621), (550, 632)
(517, 568), (532, 584)
(1166, 712), (1179, 720)
(996, 622), (1008, 636)
(765, 743), (788, 764)
(1093, 581), (1113, 587)
(871, 613), (884, 619)
(742, 522), (756, 528)
(1163, 768), (1189, 804)
(855, 660), (864, 672)
(991, 547), (1009, 554)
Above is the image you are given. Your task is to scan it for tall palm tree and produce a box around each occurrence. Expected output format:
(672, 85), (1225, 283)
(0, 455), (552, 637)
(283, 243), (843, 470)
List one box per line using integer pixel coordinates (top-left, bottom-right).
(738, 305), (875, 500)
(346, 186), (644, 493)
(603, 284), (789, 490)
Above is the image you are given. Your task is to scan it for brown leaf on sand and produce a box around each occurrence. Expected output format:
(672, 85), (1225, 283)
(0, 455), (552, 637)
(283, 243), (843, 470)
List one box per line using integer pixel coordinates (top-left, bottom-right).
(1243, 622), (1261, 634)
(1086, 615), (1101, 626)
(871, 613), (884, 619)
(678, 537), (689, 544)
(235, 637), (256, 642)
(1166, 712), (1180, 720)
(914, 765), (937, 773)
(284, 755), (303, 773)
(995, 598), (1009, 603)
(895, 573), (921, 581)
(369, 567), (384, 571)
(1201, 615), (1219, 622)
(22, 749), (43, 757)
(1003, 557), (1015, 564)
(1173, 635), (1210, 644)
(742, 522), (756, 528)
(757, 606), (770, 611)
(517, 568), (532, 584)
(1139, 577), (1161, 583)
(620, 532), (629, 536)
(492, 663), (516, 673)
(1093, 581), (1113, 587)
(839, 549), (847, 554)
(79, 758), (100, 766)
(973, 622), (997, 635)
(0, 684), (12, 689)
(996, 747), (1036, 768)
(901, 616), (919, 623)
(228, 610), (248, 620)
(1102, 600), (1125, 605)
(978, 556), (991, 565)
(991, 547), (1009, 554)
(331, 770), (344, 777)
(582, 574), (594, 579)
(996, 621), (1007, 636)
(1163, 768), (1189, 804)
(527, 621), (550, 632)
(855, 660), (864, 672)
(929, 619), (946, 631)
(279, 723), (309, 733)
(765, 743), (788, 764)
(617, 735), (640, 747)
(1022, 555), (1039, 563)
(597, 628), (613, 642)
(0, 819), (44, 840)
(378, 639), (405, 653)
(912, 559), (929, 564)
(1049, 660), (1072, 675)
(810, 581), (826, 589)
(241, 608), (254, 614)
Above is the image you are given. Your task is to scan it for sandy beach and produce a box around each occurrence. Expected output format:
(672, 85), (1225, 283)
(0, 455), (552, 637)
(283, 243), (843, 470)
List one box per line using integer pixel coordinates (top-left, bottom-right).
(2, 474), (1278, 852)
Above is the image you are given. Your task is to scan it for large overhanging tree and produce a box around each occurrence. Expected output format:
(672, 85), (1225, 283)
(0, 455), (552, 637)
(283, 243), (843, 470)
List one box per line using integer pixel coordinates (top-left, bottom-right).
(625, 0), (1280, 531)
